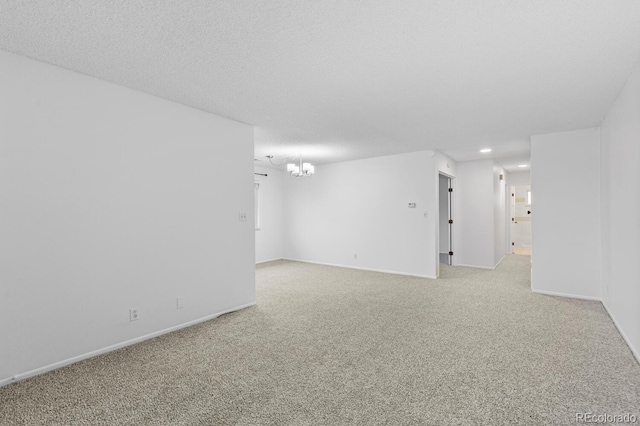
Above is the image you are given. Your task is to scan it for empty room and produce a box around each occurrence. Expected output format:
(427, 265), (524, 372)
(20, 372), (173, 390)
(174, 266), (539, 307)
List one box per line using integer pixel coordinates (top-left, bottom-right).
(1, 1), (639, 425)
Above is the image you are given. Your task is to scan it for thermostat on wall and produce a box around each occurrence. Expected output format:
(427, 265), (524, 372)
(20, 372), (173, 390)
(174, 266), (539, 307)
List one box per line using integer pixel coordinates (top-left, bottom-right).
(408, 203), (416, 208)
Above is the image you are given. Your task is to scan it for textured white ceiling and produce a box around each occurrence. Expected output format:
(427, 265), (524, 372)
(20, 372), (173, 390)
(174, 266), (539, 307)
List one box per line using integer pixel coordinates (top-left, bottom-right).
(2, 1), (640, 171)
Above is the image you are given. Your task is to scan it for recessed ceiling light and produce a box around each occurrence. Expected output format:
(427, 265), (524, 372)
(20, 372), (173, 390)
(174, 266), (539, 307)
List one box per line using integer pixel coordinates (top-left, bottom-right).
(518, 164), (528, 168)
(480, 148), (491, 153)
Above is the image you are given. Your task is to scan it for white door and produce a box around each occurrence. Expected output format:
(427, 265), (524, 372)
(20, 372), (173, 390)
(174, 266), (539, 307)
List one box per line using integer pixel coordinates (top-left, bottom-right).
(511, 185), (532, 252)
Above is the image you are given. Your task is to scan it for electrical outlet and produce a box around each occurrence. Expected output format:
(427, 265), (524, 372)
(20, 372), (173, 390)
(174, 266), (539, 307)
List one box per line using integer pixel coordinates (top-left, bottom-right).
(129, 308), (139, 322)
(177, 297), (184, 309)
(239, 213), (247, 222)
(354, 253), (358, 260)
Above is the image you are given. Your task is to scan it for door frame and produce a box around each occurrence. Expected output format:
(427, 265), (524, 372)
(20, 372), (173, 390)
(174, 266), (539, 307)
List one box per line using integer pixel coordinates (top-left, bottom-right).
(509, 184), (532, 252)
(437, 172), (456, 276)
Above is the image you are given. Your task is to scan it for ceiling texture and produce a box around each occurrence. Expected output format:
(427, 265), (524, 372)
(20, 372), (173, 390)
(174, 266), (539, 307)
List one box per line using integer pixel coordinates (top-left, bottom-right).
(2, 1), (640, 171)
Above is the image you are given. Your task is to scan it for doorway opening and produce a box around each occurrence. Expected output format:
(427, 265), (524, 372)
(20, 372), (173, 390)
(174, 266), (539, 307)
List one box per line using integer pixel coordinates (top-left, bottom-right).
(510, 185), (532, 255)
(439, 174), (453, 265)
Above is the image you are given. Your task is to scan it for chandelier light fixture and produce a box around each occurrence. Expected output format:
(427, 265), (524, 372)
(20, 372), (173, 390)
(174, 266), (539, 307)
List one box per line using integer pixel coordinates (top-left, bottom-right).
(286, 156), (315, 178)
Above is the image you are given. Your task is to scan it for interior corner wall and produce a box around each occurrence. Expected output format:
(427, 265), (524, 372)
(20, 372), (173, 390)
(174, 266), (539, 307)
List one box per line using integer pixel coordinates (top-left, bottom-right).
(0, 51), (256, 385)
(600, 61), (640, 360)
(282, 151), (438, 278)
(456, 159), (495, 269)
(530, 128), (601, 300)
(254, 166), (284, 263)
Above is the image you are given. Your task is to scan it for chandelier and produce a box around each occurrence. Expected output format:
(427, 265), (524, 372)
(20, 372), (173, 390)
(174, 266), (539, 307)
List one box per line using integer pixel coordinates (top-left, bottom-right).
(286, 157), (315, 177)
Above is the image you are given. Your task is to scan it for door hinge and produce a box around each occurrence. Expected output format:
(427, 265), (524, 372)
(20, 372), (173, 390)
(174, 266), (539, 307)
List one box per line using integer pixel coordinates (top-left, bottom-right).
(448, 219), (453, 224)
(448, 188), (453, 193)
(448, 251), (453, 256)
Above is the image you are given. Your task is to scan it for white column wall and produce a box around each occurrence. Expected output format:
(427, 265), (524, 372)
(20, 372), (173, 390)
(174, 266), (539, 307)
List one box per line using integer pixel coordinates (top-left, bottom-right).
(530, 128), (601, 300)
(600, 62), (640, 361)
(493, 163), (507, 266)
(456, 159), (495, 268)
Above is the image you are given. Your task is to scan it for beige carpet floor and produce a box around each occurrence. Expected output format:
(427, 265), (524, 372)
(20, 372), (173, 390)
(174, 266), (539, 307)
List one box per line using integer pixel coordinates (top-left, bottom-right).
(1, 255), (639, 425)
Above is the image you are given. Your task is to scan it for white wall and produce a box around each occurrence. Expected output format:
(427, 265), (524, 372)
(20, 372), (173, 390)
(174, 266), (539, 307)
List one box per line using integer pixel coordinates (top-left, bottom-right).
(438, 175), (450, 254)
(507, 170), (531, 186)
(0, 52), (255, 385)
(600, 62), (640, 360)
(530, 128), (601, 300)
(456, 160), (495, 268)
(254, 166), (284, 263)
(282, 151), (452, 278)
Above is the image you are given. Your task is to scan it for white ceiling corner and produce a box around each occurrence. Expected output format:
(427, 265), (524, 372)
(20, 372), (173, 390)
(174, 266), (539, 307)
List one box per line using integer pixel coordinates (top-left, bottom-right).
(2, 1), (640, 172)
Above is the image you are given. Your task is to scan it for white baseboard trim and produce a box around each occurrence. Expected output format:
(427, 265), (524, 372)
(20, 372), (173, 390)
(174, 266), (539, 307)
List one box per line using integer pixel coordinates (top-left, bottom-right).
(0, 301), (256, 388)
(456, 263), (495, 270)
(282, 258), (436, 280)
(531, 289), (601, 301)
(602, 301), (640, 366)
(256, 258), (283, 264)
(456, 256), (505, 271)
